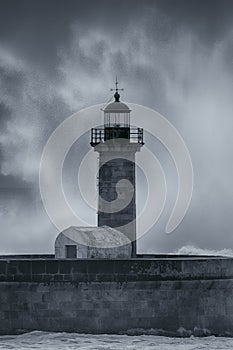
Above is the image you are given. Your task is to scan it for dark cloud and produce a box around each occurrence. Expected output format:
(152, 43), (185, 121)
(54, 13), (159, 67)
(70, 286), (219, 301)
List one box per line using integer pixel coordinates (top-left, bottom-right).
(1, 0), (232, 73)
(155, 0), (233, 37)
(0, 0), (233, 253)
(0, 102), (11, 129)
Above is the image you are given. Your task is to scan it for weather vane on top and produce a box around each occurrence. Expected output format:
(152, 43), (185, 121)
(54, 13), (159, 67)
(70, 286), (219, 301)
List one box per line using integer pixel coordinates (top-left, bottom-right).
(110, 76), (124, 102)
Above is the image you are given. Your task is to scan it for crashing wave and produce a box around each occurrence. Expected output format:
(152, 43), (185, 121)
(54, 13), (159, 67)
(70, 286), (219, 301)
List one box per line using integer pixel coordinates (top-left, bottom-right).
(174, 245), (233, 257)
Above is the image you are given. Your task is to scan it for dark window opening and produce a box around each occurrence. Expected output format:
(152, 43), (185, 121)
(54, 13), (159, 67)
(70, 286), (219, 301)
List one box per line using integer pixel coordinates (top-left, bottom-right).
(65, 245), (77, 258)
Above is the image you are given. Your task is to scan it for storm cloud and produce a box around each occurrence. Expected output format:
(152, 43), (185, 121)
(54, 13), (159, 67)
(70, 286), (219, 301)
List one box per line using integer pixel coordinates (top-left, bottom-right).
(0, 0), (233, 253)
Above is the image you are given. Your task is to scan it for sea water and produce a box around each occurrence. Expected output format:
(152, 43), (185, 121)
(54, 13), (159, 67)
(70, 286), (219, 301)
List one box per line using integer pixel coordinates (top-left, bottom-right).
(0, 331), (232, 350)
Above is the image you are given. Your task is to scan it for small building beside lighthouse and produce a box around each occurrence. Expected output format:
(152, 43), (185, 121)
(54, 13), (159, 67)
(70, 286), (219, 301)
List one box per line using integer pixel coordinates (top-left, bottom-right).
(55, 225), (132, 259)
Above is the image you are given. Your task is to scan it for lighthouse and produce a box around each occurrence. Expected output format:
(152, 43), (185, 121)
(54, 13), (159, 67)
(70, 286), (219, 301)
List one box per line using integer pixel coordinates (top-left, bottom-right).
(91, 79), (144, 257)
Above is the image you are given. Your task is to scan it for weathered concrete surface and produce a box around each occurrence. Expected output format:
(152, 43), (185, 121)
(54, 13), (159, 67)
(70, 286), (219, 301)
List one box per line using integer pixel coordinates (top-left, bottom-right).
(55, 226), (132, 259)
(1, 257), (233, 335)
(94, 141), (142, 257)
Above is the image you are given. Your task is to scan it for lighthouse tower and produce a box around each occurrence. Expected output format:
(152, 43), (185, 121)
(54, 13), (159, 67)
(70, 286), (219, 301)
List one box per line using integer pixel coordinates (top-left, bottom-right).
(91, 80), (143, 257)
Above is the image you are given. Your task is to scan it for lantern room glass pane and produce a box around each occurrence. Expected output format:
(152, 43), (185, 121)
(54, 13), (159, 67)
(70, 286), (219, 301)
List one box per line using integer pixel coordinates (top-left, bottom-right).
(104, 112), (130, 127)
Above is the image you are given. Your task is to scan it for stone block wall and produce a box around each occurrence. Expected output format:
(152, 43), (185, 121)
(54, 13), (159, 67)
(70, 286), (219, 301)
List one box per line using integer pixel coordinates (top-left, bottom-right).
(0, 257), (233, 335)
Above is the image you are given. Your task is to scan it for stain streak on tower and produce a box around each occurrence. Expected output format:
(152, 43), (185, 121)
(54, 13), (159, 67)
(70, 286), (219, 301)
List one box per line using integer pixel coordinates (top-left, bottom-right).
(91, 80), (143, 256)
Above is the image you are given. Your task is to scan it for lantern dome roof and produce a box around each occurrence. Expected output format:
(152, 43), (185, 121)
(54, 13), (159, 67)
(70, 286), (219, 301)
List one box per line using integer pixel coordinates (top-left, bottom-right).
(104, 101), (131, 113)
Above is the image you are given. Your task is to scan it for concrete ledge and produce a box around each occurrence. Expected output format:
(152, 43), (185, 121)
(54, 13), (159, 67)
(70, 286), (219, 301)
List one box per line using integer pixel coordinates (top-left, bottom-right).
(0, 257), (232, 282)
(0, 255), (55, 260)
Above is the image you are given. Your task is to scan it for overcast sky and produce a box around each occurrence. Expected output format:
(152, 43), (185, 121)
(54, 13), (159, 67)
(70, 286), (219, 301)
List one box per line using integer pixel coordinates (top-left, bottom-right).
(0, 0), (233, 254)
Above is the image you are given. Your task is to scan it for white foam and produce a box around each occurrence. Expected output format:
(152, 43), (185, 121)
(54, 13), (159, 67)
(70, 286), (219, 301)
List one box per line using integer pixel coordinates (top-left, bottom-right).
(0, 331), (232, 350)
(175, 245), (233, 257)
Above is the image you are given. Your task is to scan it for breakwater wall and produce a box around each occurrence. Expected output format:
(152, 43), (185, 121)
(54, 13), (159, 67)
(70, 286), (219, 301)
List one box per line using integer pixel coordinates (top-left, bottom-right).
(1, 256), (233, 335)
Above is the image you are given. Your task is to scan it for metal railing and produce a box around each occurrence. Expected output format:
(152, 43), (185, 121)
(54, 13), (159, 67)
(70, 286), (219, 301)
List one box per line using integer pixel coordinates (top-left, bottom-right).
(91, 127), (144, 146)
